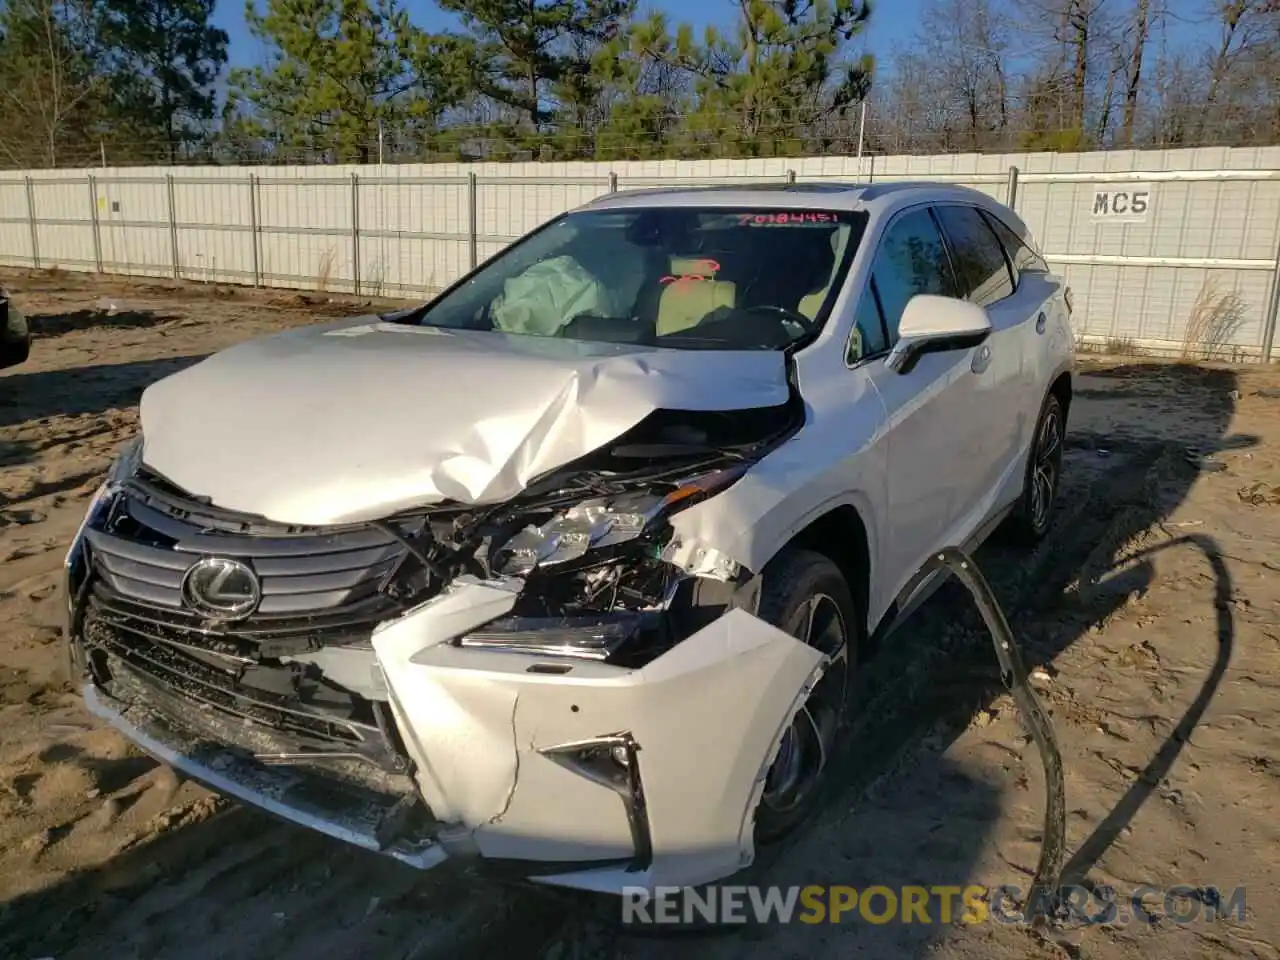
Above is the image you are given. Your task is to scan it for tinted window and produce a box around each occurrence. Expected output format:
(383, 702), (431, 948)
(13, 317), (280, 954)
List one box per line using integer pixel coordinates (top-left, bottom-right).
(933, 205), (1014, 306)
(980, 210), (1050, 278)
(848, 282), (889, 362)
(869, 209), (958, 343)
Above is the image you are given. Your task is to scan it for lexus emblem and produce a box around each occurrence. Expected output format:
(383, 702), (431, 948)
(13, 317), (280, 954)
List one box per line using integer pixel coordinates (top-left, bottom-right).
(181, 557), (261, 620)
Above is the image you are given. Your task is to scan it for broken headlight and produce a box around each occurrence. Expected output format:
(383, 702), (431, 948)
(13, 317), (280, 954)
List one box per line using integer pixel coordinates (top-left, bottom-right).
(462, 466), (748, 661)
(66, 436), (141, 569)
(458, 613), (650, 661)
(489, 465), (746, 577)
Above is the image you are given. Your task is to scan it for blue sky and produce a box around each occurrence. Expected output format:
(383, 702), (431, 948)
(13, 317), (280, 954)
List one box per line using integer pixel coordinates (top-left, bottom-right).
(211, 0), (923, 70)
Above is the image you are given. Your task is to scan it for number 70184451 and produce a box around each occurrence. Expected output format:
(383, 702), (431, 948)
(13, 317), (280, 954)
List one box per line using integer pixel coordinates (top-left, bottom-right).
(737, 212), (835, 225)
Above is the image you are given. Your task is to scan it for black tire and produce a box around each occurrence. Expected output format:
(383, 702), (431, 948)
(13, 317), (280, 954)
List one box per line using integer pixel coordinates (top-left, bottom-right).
(0, 336), (30, 370)
(751, 548), (862, 845)
(1, 299), (30, 370)
(1005, 391), (1066, 545)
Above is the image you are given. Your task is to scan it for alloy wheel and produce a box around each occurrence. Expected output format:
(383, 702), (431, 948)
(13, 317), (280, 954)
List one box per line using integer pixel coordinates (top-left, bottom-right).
(759, 593), (849, 815)
(1030, 401), (1064, 534)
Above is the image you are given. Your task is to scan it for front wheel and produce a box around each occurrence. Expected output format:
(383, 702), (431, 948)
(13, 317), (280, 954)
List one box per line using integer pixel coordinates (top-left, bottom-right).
(752, 548), (861, 845)
(1005, 392), (1066, 544)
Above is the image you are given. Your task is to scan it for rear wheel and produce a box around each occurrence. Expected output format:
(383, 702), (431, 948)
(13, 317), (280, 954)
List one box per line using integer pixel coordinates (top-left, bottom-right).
(752, 548), (861, 845)
(1006, 392), (1066, 544)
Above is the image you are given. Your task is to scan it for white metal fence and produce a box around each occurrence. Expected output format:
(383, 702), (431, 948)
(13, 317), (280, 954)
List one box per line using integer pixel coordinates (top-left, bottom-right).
(2, 146), (1278, 361)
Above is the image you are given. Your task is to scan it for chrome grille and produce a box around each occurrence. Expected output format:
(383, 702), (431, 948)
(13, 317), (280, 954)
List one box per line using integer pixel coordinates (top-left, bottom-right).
(85, 581), (394, 659)
(88, 488), (408, 617)
(73, 472), (433, 780)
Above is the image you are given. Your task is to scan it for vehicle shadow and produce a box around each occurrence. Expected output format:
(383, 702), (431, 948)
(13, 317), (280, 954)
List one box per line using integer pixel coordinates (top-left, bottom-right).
(0, 437), (35, 470)
(606, 361), (1245, 958)
(0, 804), (578, 960)
(0, 355), (207, 428)
(30, 308), (179, 340)
(1057, 533), (1234, 887)
(0, 362), (1247, 960)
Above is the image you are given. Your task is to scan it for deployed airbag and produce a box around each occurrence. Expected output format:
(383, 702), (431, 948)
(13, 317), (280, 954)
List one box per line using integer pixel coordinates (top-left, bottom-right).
(491, 255), (618, 337)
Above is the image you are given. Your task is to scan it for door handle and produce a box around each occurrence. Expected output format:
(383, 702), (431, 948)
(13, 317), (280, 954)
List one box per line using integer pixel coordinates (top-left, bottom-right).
(1035, 312), (1047, 334)
(971, 343), (992, 374)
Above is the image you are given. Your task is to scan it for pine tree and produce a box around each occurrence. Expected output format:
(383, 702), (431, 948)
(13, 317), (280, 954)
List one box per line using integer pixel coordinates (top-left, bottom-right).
(687, 0), (873, 156)
(95, 0), (229, 161)
(231, 0), (455, 162)
(438, 0), (635, 129)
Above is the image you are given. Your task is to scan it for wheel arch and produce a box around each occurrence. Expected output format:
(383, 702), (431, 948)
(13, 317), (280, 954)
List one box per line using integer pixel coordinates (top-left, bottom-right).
(1049, 369), (1072, 419)
(779, 504), (872, 647)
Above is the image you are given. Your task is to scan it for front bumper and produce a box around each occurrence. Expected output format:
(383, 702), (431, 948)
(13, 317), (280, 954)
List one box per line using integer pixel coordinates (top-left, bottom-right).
(84, 680), (447, 868)
(73, 563), (823, 893)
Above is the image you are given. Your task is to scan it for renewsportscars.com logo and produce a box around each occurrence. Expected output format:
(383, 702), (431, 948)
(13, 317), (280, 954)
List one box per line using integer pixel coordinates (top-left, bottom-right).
(621, 884), (1248, 927)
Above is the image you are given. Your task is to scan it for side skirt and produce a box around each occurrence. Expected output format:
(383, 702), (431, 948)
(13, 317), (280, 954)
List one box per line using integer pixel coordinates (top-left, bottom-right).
(868, 500), (1015, 652)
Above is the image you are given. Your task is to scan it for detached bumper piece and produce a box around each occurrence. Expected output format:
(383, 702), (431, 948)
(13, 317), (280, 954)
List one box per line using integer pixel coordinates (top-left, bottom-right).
(84, 680), (442, 866)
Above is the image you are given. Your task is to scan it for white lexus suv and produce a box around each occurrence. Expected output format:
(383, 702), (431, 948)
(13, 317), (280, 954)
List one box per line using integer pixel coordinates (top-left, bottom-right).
(65, 182), (1074, 894)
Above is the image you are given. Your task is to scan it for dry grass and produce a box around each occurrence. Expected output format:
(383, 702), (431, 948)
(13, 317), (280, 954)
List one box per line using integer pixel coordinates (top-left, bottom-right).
(1103, 336), (1139, 356)
(315, 247), (337, 293)
(1182, 278), (1248, 360)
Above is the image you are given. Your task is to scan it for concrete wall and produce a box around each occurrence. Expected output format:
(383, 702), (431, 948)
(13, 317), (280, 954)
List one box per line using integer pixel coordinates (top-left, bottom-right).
(2, 146), (1278, 359)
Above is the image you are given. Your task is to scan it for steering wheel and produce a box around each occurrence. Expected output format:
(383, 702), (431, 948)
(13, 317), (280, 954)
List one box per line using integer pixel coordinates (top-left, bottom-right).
(737, 304), (819, 338)
(663, 303), (820, 350)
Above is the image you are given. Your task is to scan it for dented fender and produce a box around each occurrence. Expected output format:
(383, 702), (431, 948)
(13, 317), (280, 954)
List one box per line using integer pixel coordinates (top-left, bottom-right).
(372, 584), (823, 892)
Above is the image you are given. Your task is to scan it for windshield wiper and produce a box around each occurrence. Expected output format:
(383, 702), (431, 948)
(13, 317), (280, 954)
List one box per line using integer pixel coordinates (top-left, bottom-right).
(609, 441), (749, 460)
(609, 442), (717, 459)
(380, 304), (429, 325)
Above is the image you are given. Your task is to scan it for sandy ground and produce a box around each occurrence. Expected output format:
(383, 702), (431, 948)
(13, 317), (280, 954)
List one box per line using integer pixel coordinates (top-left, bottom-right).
(0, 268), (1277, 960)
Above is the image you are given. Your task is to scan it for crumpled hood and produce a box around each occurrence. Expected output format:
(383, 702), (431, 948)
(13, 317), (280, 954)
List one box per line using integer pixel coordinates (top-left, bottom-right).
(138, 317), (790, 526)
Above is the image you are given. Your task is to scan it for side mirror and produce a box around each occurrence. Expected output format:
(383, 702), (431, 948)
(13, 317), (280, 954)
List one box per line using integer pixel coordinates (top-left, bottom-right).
(886, 295), (991, 375)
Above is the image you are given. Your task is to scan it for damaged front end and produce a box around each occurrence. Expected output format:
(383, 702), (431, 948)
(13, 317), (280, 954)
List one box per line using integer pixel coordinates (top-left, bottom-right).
(68, 399), (821, 892)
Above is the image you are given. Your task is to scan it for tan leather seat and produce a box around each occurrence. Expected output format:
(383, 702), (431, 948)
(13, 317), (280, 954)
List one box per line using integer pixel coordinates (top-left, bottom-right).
(798, 229), (850, 320)
(656, 257), (736, 335)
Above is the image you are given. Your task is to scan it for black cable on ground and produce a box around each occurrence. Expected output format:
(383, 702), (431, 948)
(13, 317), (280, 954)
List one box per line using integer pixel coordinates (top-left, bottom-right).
(600, 546), (1068, 940)
(921, 547), (1067, 918)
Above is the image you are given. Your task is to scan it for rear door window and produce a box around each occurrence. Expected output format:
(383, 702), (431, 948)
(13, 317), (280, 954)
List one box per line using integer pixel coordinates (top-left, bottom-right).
(980, 210), (1050, 281)
(932, 205), (1015, 307)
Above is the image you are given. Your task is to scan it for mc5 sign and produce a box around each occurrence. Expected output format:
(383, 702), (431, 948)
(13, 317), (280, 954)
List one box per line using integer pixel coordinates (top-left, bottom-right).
(1091, 185), (1153, 223)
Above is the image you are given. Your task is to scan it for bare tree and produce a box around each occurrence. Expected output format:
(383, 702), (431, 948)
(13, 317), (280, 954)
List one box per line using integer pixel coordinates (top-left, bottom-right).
(1198, 0), (1278, 137)
(0, 0), (102, 167)
(1120, 0), (1153, 144)
(879, 0), (1014, 152)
